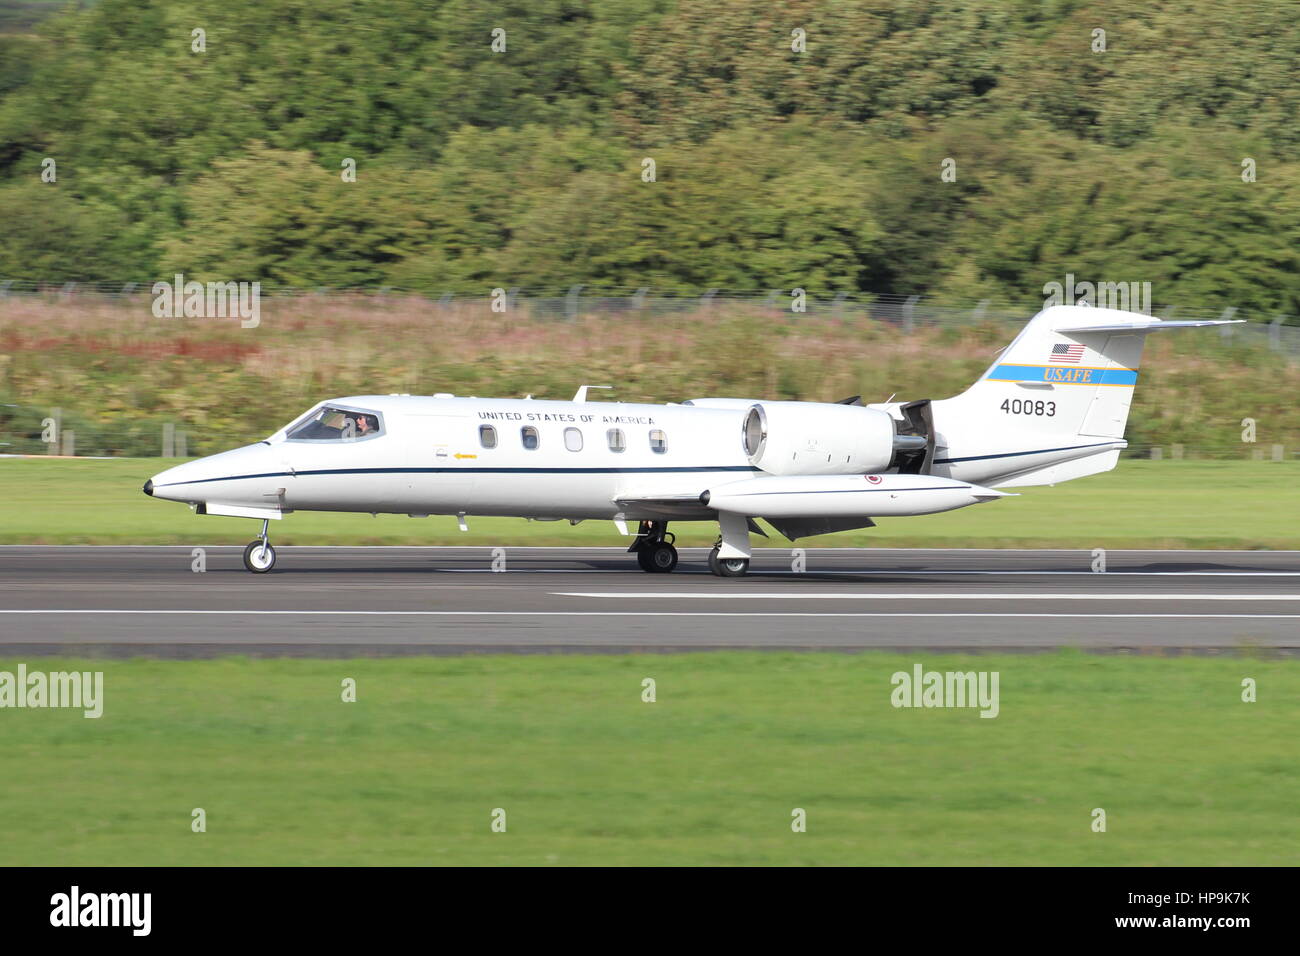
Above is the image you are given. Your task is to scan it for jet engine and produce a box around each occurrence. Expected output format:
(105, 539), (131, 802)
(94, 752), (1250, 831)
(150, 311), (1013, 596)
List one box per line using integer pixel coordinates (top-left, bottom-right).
(740, 401), (906, 476)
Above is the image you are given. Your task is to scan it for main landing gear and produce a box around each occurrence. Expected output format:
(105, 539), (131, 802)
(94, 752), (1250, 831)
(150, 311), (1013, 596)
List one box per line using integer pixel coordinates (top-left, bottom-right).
(630, 520), (678, 573)
(708, 511), (752, 577)
(707, 546), (750, 577)
(242, 518), (277, 573)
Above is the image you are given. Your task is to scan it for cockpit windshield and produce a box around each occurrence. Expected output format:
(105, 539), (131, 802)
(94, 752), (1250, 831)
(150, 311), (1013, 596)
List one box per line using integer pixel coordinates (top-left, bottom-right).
(286, 406), (383, 442)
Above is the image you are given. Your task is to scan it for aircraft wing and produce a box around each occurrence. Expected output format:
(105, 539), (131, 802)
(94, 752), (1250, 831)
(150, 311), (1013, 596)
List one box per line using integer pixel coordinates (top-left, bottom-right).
(612, 492), (713, 519)
(612, 492), (765, 534)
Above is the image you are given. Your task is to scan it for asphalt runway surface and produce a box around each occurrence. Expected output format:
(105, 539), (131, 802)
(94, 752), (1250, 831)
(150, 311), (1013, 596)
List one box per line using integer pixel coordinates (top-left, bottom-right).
(0, 546), (1297, 658)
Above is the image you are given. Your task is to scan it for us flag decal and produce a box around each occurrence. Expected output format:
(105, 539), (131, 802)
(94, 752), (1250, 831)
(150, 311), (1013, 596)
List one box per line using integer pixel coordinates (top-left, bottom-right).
(1050, 343), (1085, 363)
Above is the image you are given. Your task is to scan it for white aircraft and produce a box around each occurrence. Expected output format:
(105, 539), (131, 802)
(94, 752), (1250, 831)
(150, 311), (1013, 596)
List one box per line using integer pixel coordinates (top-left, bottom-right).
(143, 305), (1239, 575)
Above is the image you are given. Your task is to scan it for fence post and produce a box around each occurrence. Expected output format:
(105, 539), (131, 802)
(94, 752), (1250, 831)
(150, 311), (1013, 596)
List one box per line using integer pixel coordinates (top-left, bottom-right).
(902, 295), (920, 334)
(565, 285), (583, 321)
(1270, 315), (1284, 350)
(832, 290), (849, 319)
(1218, 307), (1237, 339)
(176, 431), (188, 459)
(1272, 444), (1285, 462)
(162, 422), (175, 458)
(61, 429), (75, 457)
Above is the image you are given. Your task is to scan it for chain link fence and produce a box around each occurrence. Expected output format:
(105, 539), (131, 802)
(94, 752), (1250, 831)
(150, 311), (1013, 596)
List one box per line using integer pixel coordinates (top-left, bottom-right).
(4, 279), (1298, 351)
(2, 284), (1297, 458)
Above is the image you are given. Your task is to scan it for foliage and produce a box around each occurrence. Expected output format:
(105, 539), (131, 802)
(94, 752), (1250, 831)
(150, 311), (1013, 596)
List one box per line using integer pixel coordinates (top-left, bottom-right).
(1, 1), (1299, 317)
(2, 297), (1297, 462)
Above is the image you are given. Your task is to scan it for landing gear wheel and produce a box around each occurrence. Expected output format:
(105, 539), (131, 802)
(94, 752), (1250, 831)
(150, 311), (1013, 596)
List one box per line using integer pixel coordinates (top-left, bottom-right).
(637, 542), (678, 573)
(631, 521), (677, 573)
(708, 546), (749, 577)
(243, 540), (276, 573)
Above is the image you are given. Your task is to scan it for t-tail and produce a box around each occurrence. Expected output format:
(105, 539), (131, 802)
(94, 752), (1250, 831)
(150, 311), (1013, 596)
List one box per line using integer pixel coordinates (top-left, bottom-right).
(902, 305), (1240, 488)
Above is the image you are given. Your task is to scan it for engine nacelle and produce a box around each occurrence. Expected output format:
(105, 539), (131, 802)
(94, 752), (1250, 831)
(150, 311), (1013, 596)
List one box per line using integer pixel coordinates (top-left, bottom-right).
(741, 401), (898, 476)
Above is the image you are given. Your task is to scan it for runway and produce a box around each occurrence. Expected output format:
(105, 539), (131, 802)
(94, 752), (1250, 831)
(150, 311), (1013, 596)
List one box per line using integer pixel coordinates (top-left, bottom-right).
(0, 546), (1296, 657)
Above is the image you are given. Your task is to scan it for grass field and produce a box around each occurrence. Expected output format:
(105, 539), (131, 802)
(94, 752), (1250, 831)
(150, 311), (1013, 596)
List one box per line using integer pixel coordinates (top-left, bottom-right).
(0, 651), (1293, 866)
(6, 456), (1297, 549)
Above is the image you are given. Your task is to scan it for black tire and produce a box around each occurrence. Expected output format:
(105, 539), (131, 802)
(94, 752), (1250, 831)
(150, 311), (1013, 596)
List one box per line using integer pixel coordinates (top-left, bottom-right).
(637, 542), (678, 573)
(646, 543), (678, 573)
(242, 540), (276, 573)
(708, 546), (748, 577)
(716, 556), (749, 577)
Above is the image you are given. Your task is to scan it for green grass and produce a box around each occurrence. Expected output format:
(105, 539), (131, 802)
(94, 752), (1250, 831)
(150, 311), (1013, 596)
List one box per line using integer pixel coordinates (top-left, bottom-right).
(0, 651), (1293, 866)
(6, 456), (1298, 548)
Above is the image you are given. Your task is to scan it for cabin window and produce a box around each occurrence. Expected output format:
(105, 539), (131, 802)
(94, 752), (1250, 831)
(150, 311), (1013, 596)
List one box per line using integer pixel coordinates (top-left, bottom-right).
(287, 406), (382, 442)
(607, 428), (626, 453)
(521, 426), (540, 450)
(479, 425), (497, 449)
(564, 427), (583, 452)
(649, 429), (667, 454)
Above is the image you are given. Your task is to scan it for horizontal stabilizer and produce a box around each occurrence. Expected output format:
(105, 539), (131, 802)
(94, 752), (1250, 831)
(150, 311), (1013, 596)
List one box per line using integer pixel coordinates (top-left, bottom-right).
(1057, 319), (1246, 334)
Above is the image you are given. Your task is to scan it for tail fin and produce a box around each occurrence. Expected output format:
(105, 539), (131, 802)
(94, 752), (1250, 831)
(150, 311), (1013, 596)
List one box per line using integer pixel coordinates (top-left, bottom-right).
(927, 305), (1240, 487)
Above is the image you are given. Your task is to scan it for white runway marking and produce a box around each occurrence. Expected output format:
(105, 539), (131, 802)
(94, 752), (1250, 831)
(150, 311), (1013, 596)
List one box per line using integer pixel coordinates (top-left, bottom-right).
(772, 570), (1300, 577)
(556, 592), (1300, 601)
(433, 568), (1300, 577)
(4, 546), (1295, 553)
(1, 610), (1297, 620)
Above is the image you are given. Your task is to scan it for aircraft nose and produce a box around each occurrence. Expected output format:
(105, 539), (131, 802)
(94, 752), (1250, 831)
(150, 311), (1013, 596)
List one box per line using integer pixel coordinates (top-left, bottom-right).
(143, 479), (154, 497)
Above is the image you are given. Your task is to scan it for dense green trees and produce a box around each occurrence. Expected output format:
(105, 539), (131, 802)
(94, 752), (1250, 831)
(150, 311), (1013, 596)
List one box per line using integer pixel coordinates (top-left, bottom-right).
(1, 0), (1298, 317)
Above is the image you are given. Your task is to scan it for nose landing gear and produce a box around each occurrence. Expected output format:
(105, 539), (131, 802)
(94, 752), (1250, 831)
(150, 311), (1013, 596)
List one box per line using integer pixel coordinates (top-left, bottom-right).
(242, 518), (277, 573)
(630, 520), (678, 573)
